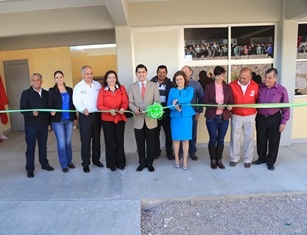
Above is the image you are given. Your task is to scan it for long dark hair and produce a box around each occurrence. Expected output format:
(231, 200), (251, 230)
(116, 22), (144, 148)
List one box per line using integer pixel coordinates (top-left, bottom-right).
(103, 70), (121, 87)
(54, 70), (64, 78)
(53, 70), (65, 91)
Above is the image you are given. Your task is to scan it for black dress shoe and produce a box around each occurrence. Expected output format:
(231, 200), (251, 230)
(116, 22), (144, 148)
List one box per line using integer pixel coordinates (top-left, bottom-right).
(62, 168), (69, 173)
(83, 165), (90, 173)
(210, 159), (217, 169)
(190, 153), (198, 161)
(268, 165), (275, 171)
(27, 172), (34, 178)
(68, 163), (76, 169)
(167, 155), (175, 160)
(229, 161), (238, 167)
(93, 162), (104, 168)
(217, 160), (225, 169)
(110, 167), (116, 172)
(118, 166), (125, 170)
(244, 163), (251, 168)
(41, 165), (54, 171)
(136, 165), (145, 172)
(147, 165), (155, 172)
(252, 159), (266, 165)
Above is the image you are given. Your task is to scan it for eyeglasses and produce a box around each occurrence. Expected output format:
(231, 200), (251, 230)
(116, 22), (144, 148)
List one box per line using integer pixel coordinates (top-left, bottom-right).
(239, 76), (249, 80)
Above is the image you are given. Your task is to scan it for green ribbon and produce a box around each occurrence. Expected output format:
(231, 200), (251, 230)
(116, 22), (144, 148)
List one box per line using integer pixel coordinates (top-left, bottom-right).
(145, 103), (164, 119)
(1, 102), (307, 120)
(177, 102), (307, 108)
(0, 109), (135, 116)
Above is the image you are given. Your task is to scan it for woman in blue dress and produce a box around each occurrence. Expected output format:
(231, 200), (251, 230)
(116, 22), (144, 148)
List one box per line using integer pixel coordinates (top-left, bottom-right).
(167, 71), (195, 170)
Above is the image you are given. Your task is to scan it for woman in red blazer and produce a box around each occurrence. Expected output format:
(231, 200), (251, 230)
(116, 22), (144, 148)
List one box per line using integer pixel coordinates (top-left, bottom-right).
(204, 66), (233, 170)
(97, 70), (129, 171)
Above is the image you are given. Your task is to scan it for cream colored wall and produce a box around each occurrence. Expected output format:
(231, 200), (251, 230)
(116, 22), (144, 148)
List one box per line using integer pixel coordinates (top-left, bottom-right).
(0, 47), (73, 88)
(292, 96), (307, 139)
(0, 47), (73, 132)
(0, 6), (113, 38)
(132, 28), (180, 79)
(128, 0), (283, 27)
(0, 46), (117, 133)
(70, 48), (89, 85)
(70, 49), (117, 86)
(88, 55), (117, 78)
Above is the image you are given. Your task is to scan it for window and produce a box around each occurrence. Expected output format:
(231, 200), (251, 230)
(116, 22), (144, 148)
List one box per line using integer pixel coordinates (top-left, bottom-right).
(192, 65), (228, 82)
(182, 24), (275, 84)
(231, 64), (272, 83)
(297, 24), (307, 59)
(296, 23), (307, 95)
(231, 26), (274, 59)
(184, 27), (228, 60)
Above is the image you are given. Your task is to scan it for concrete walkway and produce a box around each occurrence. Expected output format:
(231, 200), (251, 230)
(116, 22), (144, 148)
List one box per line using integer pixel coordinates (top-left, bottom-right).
(0, 130), (306, 234)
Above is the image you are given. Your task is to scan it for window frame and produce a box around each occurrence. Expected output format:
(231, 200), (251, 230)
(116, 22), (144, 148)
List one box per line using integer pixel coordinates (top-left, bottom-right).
(180, 23), (276, 83)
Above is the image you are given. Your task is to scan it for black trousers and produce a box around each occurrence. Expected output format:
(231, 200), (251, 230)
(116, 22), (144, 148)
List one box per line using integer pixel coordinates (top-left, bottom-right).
(134, 123), (156, 166)
(102, 120), (126, 169)
(256, 112), (281, 167)
(154, 115), (173, 157)
(25, 125), (49, 172)
(78, 113), (101, 166)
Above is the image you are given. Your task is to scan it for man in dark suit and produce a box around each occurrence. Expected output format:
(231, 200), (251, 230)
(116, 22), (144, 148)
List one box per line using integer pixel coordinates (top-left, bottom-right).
(128, 64), (160, 172)
(20, 73), (54, 178)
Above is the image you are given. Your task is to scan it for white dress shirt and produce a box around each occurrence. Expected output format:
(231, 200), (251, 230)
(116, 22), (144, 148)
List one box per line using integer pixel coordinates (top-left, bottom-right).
(73, 79), (102, 113)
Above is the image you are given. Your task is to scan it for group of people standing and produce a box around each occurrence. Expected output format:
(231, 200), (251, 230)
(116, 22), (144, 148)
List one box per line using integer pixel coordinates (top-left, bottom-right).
(203, 67), (289, 172)
(19, 63), (289, 178)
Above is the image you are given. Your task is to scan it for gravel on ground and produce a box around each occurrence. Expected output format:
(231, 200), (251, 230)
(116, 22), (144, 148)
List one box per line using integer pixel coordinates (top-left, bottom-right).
(141, 192), (307, 235)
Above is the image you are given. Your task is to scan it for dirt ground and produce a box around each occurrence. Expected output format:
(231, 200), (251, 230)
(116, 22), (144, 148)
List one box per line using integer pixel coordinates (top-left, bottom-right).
(141, 193), (307, 235)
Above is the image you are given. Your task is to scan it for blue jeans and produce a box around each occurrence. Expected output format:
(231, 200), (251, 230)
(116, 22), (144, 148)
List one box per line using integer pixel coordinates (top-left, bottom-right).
(189, 116), (198, 154)
(52, 120), (73, 169)
(25, 125), (49, 172)
(206, 116), (229, 147)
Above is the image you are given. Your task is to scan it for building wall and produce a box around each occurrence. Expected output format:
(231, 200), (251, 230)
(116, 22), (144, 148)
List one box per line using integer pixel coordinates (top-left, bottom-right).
(0, 47), (117, 133)
(0, 0), (306, 147)
(292, 96), (307, 140)
(128, 0), (283, 26)
(127, 1), (306, 143)
(0, 47), (73, 132)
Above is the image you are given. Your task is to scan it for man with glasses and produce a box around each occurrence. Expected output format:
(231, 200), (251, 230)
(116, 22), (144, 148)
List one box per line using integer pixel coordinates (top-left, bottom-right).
(229, 68), (259, 168)
(20, 73), (54, 178)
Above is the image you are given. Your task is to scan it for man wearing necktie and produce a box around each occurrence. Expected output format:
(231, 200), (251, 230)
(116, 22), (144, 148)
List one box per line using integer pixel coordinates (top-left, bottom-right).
(141, 82), (146, 99)
(128, 64), (160, 172)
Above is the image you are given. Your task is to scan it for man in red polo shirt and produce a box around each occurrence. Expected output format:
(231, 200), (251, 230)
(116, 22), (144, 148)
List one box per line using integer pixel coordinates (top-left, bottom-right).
(229, 68), (258, 168)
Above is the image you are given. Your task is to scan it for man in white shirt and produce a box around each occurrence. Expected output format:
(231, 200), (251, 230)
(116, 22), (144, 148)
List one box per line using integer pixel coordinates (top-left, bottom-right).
(73, 65), (103, 173)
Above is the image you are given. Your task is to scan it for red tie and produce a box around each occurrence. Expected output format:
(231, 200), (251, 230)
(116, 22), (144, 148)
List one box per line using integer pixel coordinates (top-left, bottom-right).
(141, 83), (145, 99)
